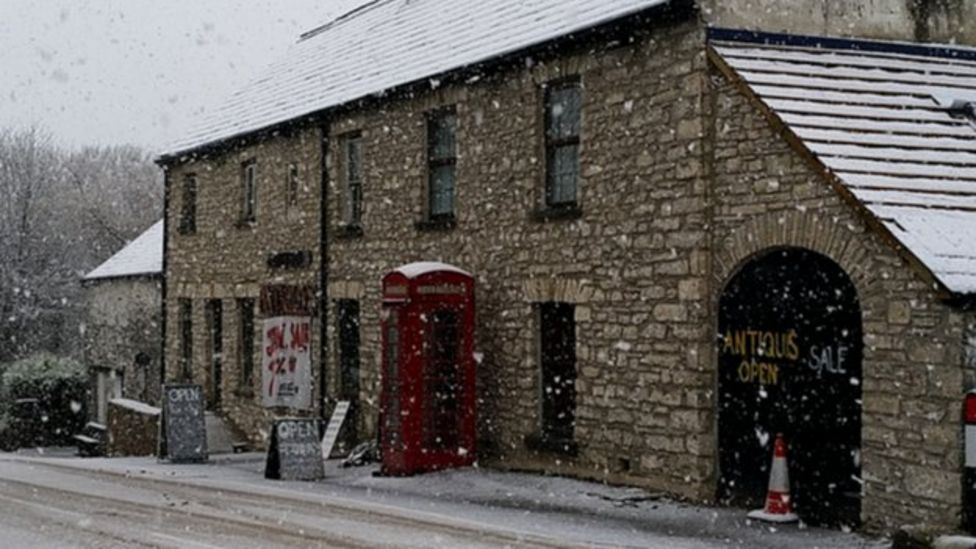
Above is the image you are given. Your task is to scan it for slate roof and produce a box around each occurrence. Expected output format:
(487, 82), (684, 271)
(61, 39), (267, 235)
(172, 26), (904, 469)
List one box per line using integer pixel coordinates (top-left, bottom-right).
(160, 0), (667, 159)
(84, 220), (164, 281)
(710, 29), (976, 295)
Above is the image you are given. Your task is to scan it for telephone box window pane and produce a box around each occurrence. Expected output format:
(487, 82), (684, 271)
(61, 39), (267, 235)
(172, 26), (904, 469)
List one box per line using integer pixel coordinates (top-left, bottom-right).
(425, 310), (460, 449)
(383, 308), (401, 452)
(540, 302), (576, 443)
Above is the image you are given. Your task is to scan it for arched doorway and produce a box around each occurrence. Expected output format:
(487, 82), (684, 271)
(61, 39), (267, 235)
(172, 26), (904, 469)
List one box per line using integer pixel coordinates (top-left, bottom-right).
(717, 248), (862, 527)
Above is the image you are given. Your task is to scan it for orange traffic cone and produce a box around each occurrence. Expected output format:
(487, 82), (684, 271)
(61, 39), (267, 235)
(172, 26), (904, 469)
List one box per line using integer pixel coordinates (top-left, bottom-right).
(748, 433), (799, 523)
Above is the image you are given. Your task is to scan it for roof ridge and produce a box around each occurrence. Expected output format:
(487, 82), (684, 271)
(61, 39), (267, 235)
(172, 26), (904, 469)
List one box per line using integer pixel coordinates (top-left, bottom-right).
(708, 26), (976, 63)
(299, 0), (391, 42)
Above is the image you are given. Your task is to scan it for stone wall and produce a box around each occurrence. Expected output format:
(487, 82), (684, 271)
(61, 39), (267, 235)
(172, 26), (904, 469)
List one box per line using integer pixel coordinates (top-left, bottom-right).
(700, 0), (976, 46)
(83, 277), (162, 411)
(324, 19), (715, 498)
(107, 398), (160, 457)
(707, 63), (967, 530)
(163, 127), (323, 447)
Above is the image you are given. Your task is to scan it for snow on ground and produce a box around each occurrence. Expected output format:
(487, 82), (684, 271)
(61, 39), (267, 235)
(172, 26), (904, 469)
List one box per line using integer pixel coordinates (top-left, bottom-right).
(2, 450), (886, 548)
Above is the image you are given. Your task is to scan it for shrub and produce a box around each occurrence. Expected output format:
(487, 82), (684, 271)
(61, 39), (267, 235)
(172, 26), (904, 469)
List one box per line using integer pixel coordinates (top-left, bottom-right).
(0, 353), (87, 448)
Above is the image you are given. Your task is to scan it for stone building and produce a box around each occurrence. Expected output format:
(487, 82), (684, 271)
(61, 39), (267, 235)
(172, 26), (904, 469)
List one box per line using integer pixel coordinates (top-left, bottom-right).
(157, 0), (976, 532)
(82, 220), (163, 423)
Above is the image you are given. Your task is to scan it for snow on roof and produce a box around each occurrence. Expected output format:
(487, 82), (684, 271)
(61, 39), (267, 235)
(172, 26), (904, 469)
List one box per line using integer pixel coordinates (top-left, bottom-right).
(395, 261), (471, 279)
(84, 220), (164, 281)
(160, 0), (668, 159)
(711, 30), (976, 295)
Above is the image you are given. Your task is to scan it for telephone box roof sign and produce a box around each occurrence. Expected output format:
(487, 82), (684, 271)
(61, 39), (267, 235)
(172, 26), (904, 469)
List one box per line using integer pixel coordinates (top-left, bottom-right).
(709, 28), (976, 295)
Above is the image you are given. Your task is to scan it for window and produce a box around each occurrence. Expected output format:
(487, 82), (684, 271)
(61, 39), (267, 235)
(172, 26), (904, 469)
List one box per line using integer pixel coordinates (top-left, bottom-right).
(539, 302), (576, 446)
(427, 109), (457, 220)
(178, 299), (193, 381)
(206, 299), (223, 410)
(342, 134), (363, 227)
(238, 298), (255, 390)
(178, 174), (197, 235)
(544, 81), (581, 208)
(241, 160), (257, 223)
(286, 163), (300, 208)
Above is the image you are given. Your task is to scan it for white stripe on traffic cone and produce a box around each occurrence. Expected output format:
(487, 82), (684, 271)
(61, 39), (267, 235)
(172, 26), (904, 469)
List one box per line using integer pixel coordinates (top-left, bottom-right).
(748, 432), (799, 523)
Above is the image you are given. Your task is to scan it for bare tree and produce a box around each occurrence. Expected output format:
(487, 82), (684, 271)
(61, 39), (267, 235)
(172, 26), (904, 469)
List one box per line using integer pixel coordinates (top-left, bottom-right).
(0, 127), (161, 363)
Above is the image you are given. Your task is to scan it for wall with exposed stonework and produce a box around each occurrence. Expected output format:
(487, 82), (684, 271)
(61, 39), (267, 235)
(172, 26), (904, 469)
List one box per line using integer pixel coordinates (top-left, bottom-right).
(701, 0), (976, 46)
(163, 127), (323, 447)
(708, 64), (967, 530)
(83, 277), (162, 412)
(323, 19), (714, 498)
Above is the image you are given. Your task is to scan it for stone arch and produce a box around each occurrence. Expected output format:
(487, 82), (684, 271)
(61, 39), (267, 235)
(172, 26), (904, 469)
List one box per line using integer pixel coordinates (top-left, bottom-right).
(712, 210), (879, 304)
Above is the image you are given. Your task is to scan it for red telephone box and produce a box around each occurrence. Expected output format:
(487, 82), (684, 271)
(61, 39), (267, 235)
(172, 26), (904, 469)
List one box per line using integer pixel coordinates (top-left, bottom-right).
(380, 262), (476, 475)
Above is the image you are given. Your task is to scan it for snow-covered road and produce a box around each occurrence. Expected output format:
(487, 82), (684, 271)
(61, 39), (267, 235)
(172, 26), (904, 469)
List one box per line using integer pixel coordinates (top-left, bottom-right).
(0, 453), (886, 548)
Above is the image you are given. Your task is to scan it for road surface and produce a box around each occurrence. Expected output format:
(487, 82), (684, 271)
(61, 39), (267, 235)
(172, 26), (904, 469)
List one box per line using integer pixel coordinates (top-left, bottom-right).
(0, 454), (886, 548)
(0, 458), (575, 548)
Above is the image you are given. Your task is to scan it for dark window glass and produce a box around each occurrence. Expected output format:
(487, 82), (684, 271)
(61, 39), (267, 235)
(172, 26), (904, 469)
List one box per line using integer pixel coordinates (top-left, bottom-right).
(241, 160), (257, 223)
(427, 110), (457, 219)
(206, 299), (223, 410)
(343, 135), (363, 226)
(337, 300), (360, 401)
(238, 298), (255, 389)
(286, 163), (300, 208)
(425, 309), (460, 449)
(544, 82), (581, 207)
(539, 302), (576, 443)
(178, 299), (193, 381)
(179, 174), (197, 235)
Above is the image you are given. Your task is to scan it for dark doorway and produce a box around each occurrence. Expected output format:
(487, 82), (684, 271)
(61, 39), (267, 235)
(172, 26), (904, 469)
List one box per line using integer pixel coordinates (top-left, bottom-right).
(539, 302), (576, 445)
(206, 300), (223, 410)
(337, 299), (361, 445)
(718, 248), (862, 527)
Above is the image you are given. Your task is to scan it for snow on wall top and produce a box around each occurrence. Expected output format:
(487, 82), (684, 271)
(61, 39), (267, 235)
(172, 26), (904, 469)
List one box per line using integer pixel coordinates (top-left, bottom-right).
(161, 0), (668, 158)
(84, 220), (164, 281)
(711, 29), (976, 295)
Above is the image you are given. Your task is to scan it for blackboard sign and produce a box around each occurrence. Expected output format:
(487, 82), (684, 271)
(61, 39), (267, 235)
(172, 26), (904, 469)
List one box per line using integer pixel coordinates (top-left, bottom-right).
(320, 401), (350, 460)
(158, 384), (208, 463)
(264, 418), (324, 481)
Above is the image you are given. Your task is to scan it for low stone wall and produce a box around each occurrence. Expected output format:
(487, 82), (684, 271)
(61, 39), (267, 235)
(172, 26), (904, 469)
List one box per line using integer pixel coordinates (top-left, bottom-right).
(107, 398), (160, 457)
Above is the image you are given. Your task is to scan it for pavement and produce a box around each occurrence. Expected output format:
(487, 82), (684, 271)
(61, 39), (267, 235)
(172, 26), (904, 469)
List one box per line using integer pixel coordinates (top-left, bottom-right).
(0, 447), (888, 548)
